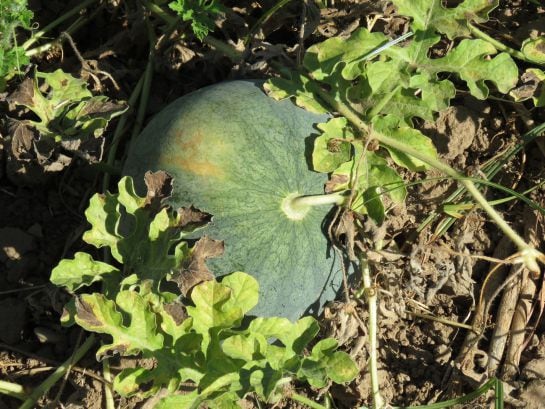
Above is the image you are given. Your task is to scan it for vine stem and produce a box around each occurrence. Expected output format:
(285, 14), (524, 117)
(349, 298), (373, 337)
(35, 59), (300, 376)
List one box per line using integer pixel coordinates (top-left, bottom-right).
(22, 0), (99, 50)
(19, 335), (95, 409)
(310, 83), (543, 273)
(290, 392), (328, 409)
(360, 254), (385, 409)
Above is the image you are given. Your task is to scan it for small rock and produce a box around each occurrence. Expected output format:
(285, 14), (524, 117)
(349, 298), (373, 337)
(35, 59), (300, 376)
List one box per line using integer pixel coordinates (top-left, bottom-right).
(522, 357), (545, 381)
(519, 379), (545, 409)
(0, 227), (36, 262)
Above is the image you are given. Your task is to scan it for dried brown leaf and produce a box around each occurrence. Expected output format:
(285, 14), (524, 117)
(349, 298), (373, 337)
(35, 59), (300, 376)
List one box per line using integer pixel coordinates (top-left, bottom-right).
(178, 206), (212, 231)
(171, 236), (224, 297)
(7, 78), (35, 108)
(144, 171), (173, 211)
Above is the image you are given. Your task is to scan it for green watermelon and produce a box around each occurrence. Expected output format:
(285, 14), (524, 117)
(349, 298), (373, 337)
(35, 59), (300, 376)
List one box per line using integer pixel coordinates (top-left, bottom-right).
(123, 80), (344, 320)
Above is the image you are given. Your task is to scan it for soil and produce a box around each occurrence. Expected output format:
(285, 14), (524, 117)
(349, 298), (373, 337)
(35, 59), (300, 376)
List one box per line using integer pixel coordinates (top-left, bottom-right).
(2, 0), (545, 408)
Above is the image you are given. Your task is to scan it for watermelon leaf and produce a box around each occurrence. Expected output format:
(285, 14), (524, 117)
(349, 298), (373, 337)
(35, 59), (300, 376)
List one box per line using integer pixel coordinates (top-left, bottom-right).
(266, 0), (518, 227)
(51, 174), (358, 406)
(83, 173), (190, 284)
(390, 0), (498, 40)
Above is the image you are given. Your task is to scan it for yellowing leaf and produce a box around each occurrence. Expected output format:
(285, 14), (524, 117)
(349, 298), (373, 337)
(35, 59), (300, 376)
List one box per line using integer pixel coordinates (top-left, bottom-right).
(522, 36), (545, 64)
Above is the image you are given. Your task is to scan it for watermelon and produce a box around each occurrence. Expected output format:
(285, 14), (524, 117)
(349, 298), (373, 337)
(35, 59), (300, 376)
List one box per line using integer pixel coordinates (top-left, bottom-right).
(123, 80), (344, 320)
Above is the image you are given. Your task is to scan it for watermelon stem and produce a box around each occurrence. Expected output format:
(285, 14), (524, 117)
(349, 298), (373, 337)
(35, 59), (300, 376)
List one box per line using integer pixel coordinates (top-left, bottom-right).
(281, 191), (348, 220)
(360, 254), (385, 409)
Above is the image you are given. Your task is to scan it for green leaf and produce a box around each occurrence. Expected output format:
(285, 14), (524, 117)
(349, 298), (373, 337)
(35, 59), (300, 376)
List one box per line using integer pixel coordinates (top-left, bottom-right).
(522, 36), (545, 64)
(372, 115), (437, 171)
(113, 367), (151, 396)
(82, 176), (189, 283)
(0, 47), (29, 83)
(298, 338), (358, 387)
(75, 291), (164, 360)
(82, 192), (122, 260)
(362, 187), (385, 225)
(155, 390), (203, 409)
(186, 280), (244, 334)
(168, 0), (222, 41)
(222, 334), (260, 362)
(328, 147), (406, 219)
(242, 363), (286, 402)
(50, 252), (119, 292)
(324, 352), (359, 384)
(220, 271), (259, 316)
(0, 0), (33, 86)
(391, 0), (498, 39)
(313, 117), (354, 173)
(303, 28), (388, 81)
(425, 39), (518, 99)
(264, 71), (329, 114)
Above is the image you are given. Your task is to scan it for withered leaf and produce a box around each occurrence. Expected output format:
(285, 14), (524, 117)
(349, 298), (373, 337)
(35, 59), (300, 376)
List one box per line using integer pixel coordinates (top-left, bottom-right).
(178, 205), (212, 231)
(80, 98), (128, 118)
(144, 171), (173, 212)
(9, 120), (36, 160)
(163, 301), (187, 325)
(7, 77), (35, 109)
(75, 296), (103, 328)
(333, 210), (357, 261)
(171, 236), (224, 297)
(325, 174), (349, 194)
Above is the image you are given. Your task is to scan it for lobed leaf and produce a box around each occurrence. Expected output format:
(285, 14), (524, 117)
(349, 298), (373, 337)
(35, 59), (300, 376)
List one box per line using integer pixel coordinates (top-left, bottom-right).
(313, 117), (354, 173)
(391, 0), (498, 39)
(424, 39), (518, 99)
(186, 280), (244, 334)
(82, 175), (190, 284)
(8, 69), (127, 141)
(75, 292), (164, 360)
(50, 252), (119, 292)
(522, 36), (545, 64)
(372, 115), (437, 172)
(303, 28), (388, 81)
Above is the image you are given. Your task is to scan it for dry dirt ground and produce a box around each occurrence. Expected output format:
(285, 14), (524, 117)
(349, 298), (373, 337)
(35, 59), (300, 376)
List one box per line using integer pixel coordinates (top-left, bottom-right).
(2, 0), (545, 408)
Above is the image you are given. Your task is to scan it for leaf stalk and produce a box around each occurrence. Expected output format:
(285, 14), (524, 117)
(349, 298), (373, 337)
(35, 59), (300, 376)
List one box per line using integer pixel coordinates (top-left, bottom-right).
(360, 254), (385, 409)
(282, 191), (348, 220)
(290, 392), (329, 409)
